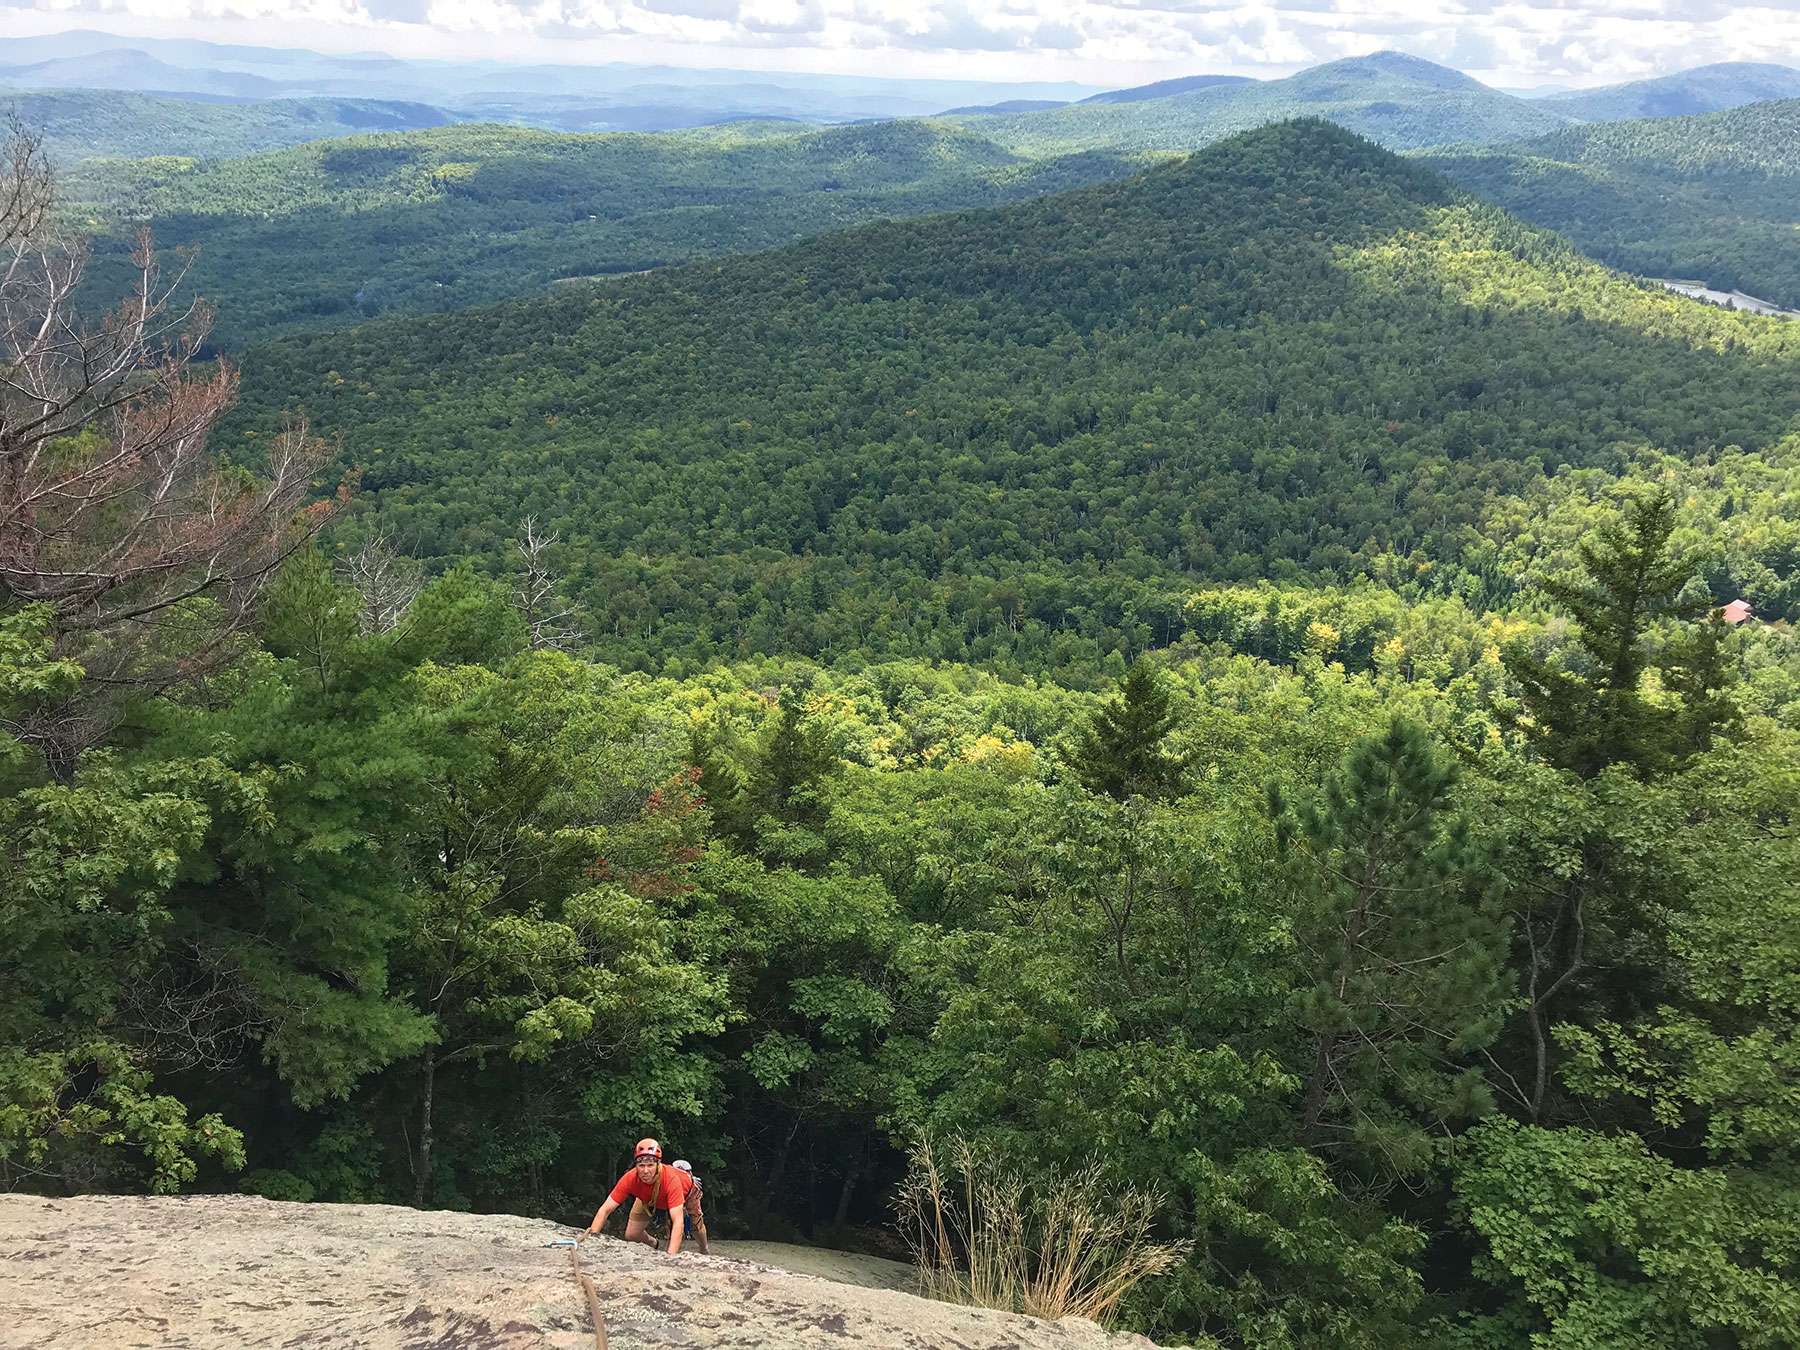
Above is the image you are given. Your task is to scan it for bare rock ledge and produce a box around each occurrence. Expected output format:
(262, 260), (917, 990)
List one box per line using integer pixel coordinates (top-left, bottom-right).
(0, 1194), (1163, 1350)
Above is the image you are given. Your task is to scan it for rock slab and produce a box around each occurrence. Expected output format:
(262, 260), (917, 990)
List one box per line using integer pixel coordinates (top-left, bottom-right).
(0, 1194), (1161, 1349)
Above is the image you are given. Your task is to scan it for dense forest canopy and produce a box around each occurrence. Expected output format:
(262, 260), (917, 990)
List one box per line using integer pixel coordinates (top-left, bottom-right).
(47, 50), (1800, 353)
(66, 118), (1141, 348)
(5, 95), (1800, 1350)
(224, 121), (1800, 677)
(1425, 98), (1800, 310)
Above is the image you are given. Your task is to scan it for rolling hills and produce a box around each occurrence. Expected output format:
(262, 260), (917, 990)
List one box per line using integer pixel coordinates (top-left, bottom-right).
(70, 118), (1139, 349)
(56, 52), (1586, 349)
(1423, 98), (1800, 309)
(1, 29), (1102, 130)
(225, 121), (1800, 672)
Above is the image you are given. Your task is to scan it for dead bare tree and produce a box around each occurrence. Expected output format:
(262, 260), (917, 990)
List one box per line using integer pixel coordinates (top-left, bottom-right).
(338, 528), (423, 634)
(513, 516), (582, 652)
(0, 115), (339, 765)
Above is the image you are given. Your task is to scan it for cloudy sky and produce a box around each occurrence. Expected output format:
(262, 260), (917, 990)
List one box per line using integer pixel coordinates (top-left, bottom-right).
(3, 0), (1797, 89)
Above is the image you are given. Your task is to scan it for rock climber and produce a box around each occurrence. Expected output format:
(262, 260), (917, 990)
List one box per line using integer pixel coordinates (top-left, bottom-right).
(669, 1159), (710, 1255)
(584, 1137), (695, 1254)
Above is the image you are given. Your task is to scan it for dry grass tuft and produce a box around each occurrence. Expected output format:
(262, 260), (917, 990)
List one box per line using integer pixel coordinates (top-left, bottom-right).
(897, 1137), (1190, 1326)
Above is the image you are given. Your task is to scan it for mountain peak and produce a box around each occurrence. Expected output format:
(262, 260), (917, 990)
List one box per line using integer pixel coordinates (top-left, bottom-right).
(1298, 51), (1484, 92)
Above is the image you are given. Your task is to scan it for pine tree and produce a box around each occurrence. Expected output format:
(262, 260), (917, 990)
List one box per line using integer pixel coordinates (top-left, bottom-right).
(743, 688), (839, 834)
(1066, 660), (1192, 801)
(1503, 492), (1726, 779)
(1271, 717), (1510, 1182)
(1660, 612), (1743, 760)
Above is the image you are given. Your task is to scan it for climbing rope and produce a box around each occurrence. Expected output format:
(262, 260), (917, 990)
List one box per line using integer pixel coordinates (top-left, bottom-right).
(549, 1238), (608, 1349)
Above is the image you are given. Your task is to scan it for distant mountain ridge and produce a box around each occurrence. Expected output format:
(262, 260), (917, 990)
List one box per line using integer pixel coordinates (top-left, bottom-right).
(8, 87), (458, 163)
(1539, 62), (1800, 121)
(0, 29), (1102, 130)
(1079, 74), (1256, 105)
(956, 51), (1575, 155)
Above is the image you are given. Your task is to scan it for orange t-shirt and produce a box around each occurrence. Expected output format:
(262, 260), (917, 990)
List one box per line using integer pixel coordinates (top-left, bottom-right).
(609, 1164), (693, 1212)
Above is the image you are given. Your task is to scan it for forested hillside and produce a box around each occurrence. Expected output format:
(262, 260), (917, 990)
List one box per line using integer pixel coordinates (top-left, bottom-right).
(229, 121), (1800, 675)
(70, 119), (1138, 348)
(4, 87), (457, 164)
(55, 51), (1799, 351)
(7, 103), (1800, 1350)
(957, 52), (1573, 156)
(1538, 60), (1800, 121)
(1425, 98), (1800, 308)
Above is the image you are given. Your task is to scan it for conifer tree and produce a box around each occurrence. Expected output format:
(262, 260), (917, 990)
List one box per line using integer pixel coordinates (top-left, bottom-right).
(1504, 492), (1730, 779)
(742, 687), (839, 839)
(1066, 660), (1192, 801)
(1272, 718), (1510, 1182)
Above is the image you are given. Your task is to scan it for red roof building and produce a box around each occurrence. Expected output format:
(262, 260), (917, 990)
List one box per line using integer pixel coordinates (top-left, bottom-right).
(1721, 599), (1754, 625)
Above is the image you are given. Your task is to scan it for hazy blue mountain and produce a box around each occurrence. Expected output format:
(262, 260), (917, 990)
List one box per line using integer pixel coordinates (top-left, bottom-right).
(0, 29), (1104, 129)
(7, 87), (458, 163)
(943, 99), (1069, 116)
(1539, 62), (1800, 120)
(1078, 74), (1256, 104)
(959, 51), (1574, 155)
(0, 50), (285, 99)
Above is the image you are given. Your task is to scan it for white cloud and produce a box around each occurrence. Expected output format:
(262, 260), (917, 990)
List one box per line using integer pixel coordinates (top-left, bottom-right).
(1, 0), (1795, 87)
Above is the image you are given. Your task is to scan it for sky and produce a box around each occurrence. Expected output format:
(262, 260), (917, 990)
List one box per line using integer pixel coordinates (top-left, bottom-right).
(2, 1), (1798, 90)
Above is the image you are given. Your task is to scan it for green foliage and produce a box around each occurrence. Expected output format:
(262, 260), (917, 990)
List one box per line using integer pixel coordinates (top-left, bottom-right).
(68, 118), (1139, 348)
(1425, 99), (1800, 309)
(11, 92), (1800, 1350)
(229, 121), (1800, 678)
(1273, 718), (1510, 1181)
(1454, 1118), (1799, 1347)
(1064, 660), (1192, 800)
(15, 88), (454, 166)
(0, 607), (257, 1191)
(1503, 491), (1736, 777)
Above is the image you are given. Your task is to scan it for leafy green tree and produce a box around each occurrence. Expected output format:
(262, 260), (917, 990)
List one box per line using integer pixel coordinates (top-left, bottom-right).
(909, 786), (1435, 1348)
(395, 653), (719, 1206)
(0, 607), (249, 1191)
(737, 687), (842, 864)
(1065, 660), (1192, 801)
(1453, 734), (1800, 1346)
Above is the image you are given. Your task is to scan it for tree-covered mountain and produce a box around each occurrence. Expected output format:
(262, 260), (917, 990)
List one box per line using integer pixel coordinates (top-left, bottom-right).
(4, 87), (458, 164)
(69, 118), (1138, 349)
(1423, 98), (1800, 309)
(0, 49), (287, 99)
(1077, 73), (1256, 105)
(1537, 60), (1800, 121)
(55, 51), (1589, 349)
(225, 121), (1800, 674)
(956, 52), (1574, 156)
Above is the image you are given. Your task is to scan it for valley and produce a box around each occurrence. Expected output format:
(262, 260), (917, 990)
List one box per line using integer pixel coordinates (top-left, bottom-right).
(4, 28), (1800, 1350)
